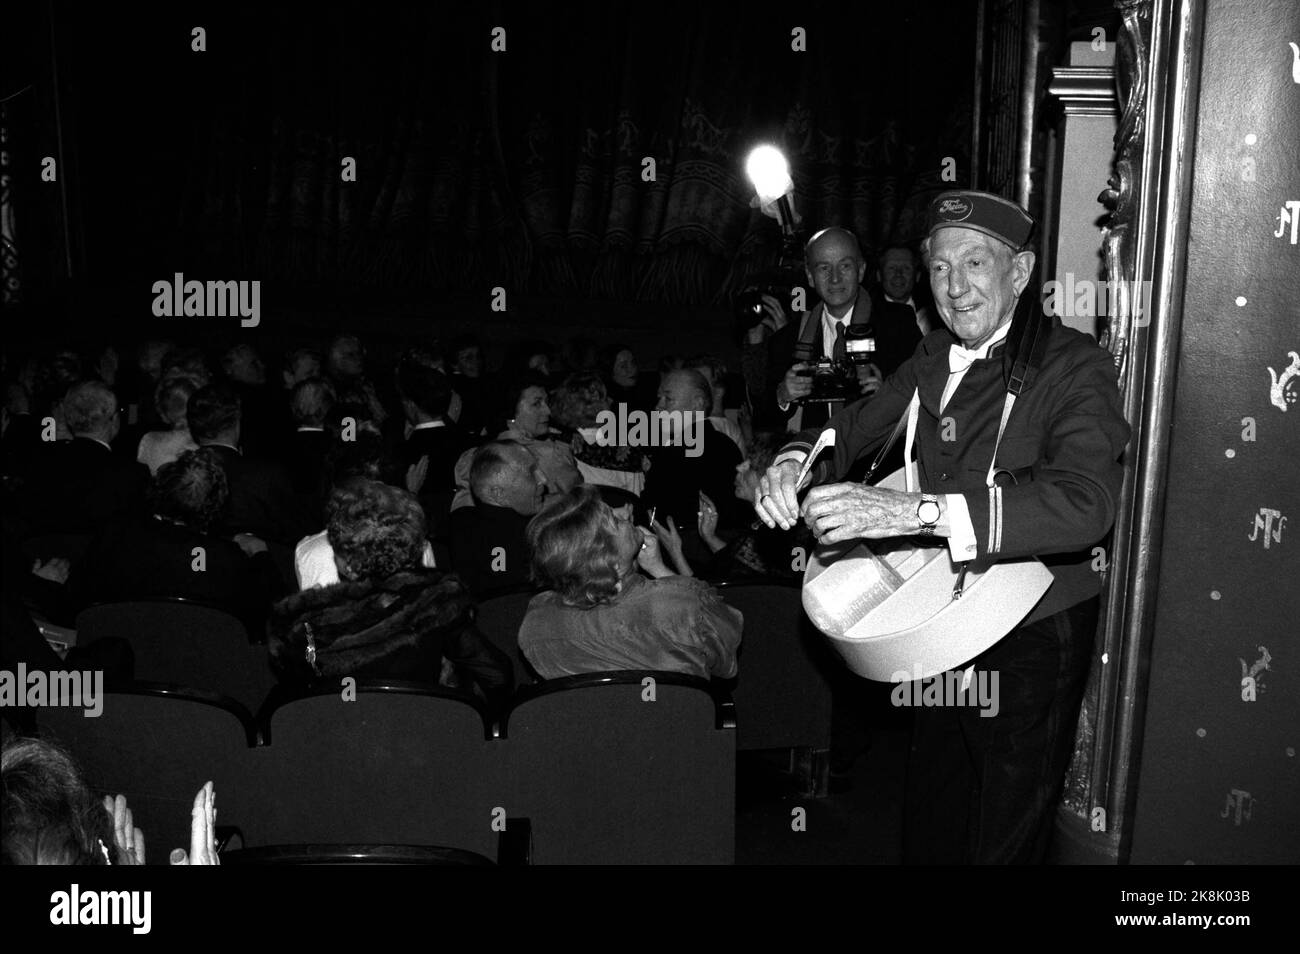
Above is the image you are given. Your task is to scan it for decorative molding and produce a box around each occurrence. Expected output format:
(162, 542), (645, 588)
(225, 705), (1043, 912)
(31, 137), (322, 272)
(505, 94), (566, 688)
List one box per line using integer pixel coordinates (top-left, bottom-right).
(1048, 66), (1120, 116)
(1056, 0), (1207, 863)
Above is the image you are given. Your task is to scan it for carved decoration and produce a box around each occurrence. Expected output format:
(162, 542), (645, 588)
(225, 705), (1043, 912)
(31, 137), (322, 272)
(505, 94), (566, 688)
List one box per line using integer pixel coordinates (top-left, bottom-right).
(1097, 0), (1153, 387)
(1058, 0), (1153, 835)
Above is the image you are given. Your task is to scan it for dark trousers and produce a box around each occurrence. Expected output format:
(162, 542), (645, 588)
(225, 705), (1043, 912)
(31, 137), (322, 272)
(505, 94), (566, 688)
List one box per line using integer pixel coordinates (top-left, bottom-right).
(901, 596), (1099, 864)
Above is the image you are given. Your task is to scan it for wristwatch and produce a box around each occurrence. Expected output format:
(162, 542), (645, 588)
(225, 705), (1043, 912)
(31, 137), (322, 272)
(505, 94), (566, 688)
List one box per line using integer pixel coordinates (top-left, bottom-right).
(916, 494), (941, 536)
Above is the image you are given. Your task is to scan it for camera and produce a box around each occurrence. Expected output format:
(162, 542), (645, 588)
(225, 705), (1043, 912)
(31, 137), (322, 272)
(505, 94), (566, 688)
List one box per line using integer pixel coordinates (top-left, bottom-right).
(734, 284), (794, 335)
(796, 325), (878, 404)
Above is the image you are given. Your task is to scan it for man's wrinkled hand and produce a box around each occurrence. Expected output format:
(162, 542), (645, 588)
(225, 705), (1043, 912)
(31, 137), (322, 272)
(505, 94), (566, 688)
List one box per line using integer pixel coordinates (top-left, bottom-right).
(801, 483), (917, 544)
(755, 459), (806, 531)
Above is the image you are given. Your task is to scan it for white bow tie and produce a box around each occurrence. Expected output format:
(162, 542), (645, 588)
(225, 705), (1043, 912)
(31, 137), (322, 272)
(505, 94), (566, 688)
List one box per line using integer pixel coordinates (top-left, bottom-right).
(948, 344), (987, 374)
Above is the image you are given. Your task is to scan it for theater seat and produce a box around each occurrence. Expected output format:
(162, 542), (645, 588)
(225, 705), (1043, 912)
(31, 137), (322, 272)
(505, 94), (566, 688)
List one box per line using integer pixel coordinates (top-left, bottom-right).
(473, 585), (541, 687)
(247, 681), (507, 858)
(37, 683), (258, 862)
(75, 599), (275, 712)
(500, 672), (736, 864)
(219, 844), (495, 865)
(717, 578), (836, 795)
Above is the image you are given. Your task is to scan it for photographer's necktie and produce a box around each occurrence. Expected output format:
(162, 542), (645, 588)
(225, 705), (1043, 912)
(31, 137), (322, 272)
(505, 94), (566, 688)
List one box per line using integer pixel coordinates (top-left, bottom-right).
(828, 320), (848, 418)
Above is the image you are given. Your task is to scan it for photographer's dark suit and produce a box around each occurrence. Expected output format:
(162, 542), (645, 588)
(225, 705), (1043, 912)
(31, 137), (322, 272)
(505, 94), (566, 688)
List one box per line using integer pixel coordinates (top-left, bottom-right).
(756, 286), (928, 432)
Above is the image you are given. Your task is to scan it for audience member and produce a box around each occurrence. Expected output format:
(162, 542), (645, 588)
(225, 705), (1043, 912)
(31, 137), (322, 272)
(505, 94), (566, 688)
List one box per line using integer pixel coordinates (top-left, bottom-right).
(684, 353), (747, 454)
(696, 432), (811, 582)
(549, 371), (647, 496)
(446, 333), (491, 437)
(396, 354), (469, 539)
(296, 477), (437, 590)
(67, 448), (285, 630)
(136, 376), (199, 475)
(188, 384), (309, 549)
(22, 380), (148, 543)
(519, 486), (743, 679)
(268, 479), (512, 705)
(285, 377), (336, 508)
(449, 440), (548, 596)
(450, 374), (581, 511)
(0, 737), (219, 865)
(641, 369), (744, 564)
(222, 343), (280, 457)
(599, 343), (656, 412)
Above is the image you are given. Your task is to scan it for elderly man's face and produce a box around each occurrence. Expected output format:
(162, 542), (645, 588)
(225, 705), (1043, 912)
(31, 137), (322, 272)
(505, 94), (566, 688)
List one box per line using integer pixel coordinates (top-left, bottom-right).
(499, 447), (547, 516)
(879, 249), (918, 301)
(927, 228), (1034, 349)
(805, 232), (866, 317)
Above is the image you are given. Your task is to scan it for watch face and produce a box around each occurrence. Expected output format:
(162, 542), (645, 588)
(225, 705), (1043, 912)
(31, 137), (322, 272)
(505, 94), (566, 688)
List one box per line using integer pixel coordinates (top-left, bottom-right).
(918, 500), (941, 524)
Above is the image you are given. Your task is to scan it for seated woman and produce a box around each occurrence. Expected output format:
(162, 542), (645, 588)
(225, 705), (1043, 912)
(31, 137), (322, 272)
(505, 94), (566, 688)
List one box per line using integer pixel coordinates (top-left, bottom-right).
(450, 373), (581, 510)
(548, 371), (647, 497)
(696, 431), (814, 583)
(268, 479), (512, 706)
(518, 486), (742, 680)
(136, 376), (199, 475)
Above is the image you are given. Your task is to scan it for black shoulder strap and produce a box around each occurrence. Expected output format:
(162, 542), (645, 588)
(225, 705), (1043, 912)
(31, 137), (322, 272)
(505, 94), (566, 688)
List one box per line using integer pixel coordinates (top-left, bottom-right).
(1004, 288), (1051, 397)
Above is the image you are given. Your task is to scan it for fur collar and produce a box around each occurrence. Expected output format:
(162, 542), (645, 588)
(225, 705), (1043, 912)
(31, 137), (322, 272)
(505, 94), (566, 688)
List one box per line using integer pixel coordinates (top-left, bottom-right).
(269, 568), (474, 679)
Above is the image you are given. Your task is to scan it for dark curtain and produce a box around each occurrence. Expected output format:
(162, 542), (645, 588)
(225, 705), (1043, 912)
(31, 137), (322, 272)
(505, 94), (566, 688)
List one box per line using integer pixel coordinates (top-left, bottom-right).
(15, 0), (976, 310)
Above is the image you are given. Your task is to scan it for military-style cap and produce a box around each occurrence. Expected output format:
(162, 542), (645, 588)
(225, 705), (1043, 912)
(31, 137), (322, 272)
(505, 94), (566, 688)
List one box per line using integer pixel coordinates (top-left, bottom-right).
(927, 190), (1035, 251)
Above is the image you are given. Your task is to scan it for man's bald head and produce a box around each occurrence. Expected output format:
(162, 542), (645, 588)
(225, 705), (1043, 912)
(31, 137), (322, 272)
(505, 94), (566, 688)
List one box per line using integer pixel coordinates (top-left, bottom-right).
(804, 227), (862, 261)
(804, 228), (867, 317)
(657, 369), (712, 414)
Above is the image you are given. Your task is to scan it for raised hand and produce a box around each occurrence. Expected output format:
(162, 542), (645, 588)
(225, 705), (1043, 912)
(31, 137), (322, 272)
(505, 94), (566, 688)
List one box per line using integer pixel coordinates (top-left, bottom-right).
(170, 781), (220, 866)
(103, 793), (145, 865)
(405, 454), (430, 494)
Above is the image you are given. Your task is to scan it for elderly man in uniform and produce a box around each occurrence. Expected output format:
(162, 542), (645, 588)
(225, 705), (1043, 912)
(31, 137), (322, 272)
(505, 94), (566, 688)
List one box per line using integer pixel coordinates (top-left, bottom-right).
(755, 190), (1130, 864)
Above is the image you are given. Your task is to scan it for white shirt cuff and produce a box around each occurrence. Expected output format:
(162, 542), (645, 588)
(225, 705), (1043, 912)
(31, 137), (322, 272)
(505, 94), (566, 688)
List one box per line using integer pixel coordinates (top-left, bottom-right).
(944, 493), (979, 562)
(774, 449), (808, 469)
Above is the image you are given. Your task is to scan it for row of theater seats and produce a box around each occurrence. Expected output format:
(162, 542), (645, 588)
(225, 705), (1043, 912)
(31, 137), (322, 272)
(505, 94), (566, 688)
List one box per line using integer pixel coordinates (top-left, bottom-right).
(72, 581), (837, 778)
(37, 675), (735, 865)
(44, 580), (837, 863)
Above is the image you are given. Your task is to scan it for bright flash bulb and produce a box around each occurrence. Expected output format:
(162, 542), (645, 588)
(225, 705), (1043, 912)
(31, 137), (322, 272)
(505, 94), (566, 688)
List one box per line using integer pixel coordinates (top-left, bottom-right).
(746, 146), (792, 204)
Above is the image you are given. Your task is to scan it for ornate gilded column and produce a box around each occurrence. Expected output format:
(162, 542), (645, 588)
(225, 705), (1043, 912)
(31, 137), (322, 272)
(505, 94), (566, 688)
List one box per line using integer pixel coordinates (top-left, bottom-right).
(1053, 0), (1207, 863)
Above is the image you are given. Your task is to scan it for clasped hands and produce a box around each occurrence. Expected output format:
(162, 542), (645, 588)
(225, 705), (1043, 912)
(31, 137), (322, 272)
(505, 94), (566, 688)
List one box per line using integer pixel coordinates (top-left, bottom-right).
(754, 459), (922, 544)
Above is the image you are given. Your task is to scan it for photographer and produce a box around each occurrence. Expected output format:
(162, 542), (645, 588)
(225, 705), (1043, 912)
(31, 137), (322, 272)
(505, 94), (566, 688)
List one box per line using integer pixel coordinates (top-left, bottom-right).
(754, 228), (925, 433)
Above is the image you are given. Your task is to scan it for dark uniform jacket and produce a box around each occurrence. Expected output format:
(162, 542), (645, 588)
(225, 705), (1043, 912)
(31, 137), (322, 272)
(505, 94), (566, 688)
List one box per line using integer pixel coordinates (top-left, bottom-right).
(783, 315), (1129, 624)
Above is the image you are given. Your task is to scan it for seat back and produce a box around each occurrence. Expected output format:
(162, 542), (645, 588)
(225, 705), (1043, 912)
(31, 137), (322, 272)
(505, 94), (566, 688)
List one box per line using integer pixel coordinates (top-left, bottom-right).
(220, 844), (494, 865)
(37, 684), (257, 859)
(718, 579), (836, 751)
(75, 600), (275, 712)
(474, 587), (540, 687)
(247, 682), (505, 858)
(501, 672), (735, 864)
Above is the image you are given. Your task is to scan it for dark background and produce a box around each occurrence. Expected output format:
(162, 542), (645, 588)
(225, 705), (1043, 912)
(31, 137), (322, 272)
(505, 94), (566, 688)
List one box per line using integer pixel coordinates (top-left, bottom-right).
(2, 0), (975, 359)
